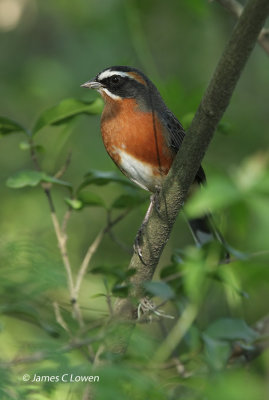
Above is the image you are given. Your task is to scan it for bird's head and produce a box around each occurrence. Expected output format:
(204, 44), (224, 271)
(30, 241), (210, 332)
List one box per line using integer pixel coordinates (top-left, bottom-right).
(81, 66), (158, 107)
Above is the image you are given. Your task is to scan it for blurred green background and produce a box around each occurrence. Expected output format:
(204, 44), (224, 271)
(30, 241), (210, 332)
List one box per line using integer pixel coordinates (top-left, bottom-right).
(0, 0), (269, 399)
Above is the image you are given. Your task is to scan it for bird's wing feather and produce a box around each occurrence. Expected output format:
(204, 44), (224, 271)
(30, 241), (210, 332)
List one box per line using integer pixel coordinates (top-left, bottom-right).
(159, 110), (185, 153)
(159, 109), (206, 184)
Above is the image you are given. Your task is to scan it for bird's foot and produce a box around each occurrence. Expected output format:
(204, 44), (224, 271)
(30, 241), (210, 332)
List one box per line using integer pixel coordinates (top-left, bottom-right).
(137, 297), (175, 321)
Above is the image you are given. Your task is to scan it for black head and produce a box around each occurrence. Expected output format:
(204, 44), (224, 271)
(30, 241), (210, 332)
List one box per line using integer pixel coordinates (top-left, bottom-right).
(81, 66), (162, 106)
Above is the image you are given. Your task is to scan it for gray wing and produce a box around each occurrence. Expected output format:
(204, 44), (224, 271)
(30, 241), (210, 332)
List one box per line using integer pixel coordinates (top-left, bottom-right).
(159, 109), (206, 184)
(159, 109), (185, 153)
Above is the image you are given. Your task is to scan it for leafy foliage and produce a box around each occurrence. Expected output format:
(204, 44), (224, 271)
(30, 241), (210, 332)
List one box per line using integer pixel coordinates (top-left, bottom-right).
(32, 98), (103, 134)
(1, 1), (269, 399)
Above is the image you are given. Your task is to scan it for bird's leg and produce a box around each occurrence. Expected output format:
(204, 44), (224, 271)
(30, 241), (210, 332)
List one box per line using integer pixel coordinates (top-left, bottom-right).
(134, 186), (162, 264)
(152, 185), (162, 217)
(134, 194), (155, 264)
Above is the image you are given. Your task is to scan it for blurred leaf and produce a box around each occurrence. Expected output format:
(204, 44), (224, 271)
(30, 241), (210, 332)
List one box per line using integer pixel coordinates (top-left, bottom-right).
(79, 169), (134, 190)
(91, 293), (107, 298)
(6, 170), (44, 188)
(235, 151), (269, 192)
(42, 174), (72, 188)
(217, 121), (232, 135)
(112, 284), (130, 298)
(143, 281), (175, 300)
(186, 176), (240, 217)
(77, 189), (105, 207)
(182, 247), (206, 302)
(160, 263), (180, 280)
(19, 141), (31, 150)
(0, 303), (59, 337)
(19, 141), (44, 152)
(204, 370), (267, 400)
(6, 170), (72, 189)
(32, 97), (103, 134)
(112, 192), (147, 209)
(181, 112), (194, 130)
(91, 265), (136, 282)
(204, 318), (259, 343)
(0, 116), (27, 136)
(202, 334), (231, 370)
(64, 198), (83, 210)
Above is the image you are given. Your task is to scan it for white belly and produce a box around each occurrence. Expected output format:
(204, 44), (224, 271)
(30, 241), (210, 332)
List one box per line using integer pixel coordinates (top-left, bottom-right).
(118, 150), (161, 192)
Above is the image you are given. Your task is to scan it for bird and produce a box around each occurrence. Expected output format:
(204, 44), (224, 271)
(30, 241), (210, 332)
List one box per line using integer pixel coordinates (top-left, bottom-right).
(81, 66), (228, 257)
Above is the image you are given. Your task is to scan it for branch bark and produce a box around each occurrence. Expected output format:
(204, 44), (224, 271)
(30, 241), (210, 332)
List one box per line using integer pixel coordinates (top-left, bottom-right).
(214, 0), (269, 55)
(114, 0), (269, 322)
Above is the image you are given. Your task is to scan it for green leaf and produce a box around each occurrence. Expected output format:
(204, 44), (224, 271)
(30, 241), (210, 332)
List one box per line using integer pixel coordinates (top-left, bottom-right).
(6, 170), (44, 188)
(79, 170), (134, 190)
(0, 116), (27, 136)
(6, 170), (72, 189)
(64, 198), (83, 210)
(112, 192), (148, 209)
(202, 334), (231, 370)
(32, 97), (103, 134)
(204, 318), (259, 343)
(77, 190), (105, 207)
(143, 281), (175, 300)
(42, 175), (72, 188)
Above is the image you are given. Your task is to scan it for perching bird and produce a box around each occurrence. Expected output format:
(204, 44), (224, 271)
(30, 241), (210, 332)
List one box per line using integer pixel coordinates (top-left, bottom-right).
(81, 66), (227, 254)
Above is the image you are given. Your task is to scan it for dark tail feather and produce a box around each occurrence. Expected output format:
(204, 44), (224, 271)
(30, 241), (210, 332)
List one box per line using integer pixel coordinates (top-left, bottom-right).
(187, 213), (230, 261)
(186, 166), (230, 261)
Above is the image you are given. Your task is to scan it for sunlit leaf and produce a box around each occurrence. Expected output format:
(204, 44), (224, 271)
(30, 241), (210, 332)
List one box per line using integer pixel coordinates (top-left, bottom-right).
(32, 97), (103, 134)
(64, 198), (83, 210)
(144, 281), (175, 300)
(204, 318), (259, 343)
(19, 141), (44, 152)
(0, 116), (27, 136)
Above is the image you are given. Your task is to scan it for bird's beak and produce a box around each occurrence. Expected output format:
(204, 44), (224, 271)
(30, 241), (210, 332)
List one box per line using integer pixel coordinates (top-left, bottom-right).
(80, 80), (103, 90)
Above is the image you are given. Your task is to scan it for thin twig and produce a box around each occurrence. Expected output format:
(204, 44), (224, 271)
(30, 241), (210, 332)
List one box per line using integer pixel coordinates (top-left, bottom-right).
(74, 230), (105, 298)
(61, 206), (73, 233)
(28, 144), (83, 326)
(53, 301), (72, 335)
(54, 151), (72, 179)
(74, 209), (131, 300)
(214, 0), (269, 55)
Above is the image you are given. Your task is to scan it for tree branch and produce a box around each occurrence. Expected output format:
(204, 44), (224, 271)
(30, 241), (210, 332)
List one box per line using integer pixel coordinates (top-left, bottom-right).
(115, 0), (269, 321)
(214, 0), (269, 55)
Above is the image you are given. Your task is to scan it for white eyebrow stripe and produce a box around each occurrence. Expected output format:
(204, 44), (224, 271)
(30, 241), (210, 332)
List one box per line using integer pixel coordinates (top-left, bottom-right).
(99, 88), (122, 100)
(98, 69), (130, 81)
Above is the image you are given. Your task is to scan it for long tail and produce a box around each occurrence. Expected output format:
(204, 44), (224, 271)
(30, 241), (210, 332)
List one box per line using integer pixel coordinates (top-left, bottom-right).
(187, 166), (230, 261)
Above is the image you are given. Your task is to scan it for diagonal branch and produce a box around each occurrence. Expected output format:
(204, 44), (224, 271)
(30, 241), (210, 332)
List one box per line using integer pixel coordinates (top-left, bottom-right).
(114, 0), (269, 323)
(214, 0), (269, 55)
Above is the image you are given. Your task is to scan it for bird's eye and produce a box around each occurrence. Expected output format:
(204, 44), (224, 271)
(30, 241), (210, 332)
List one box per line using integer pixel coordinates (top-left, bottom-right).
(111, 75), (120, 84)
